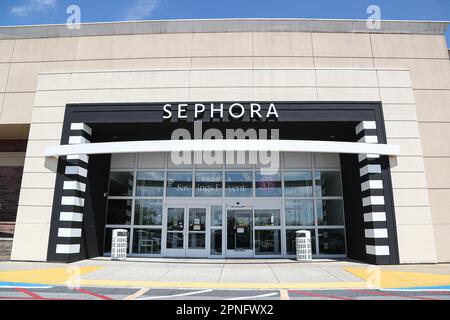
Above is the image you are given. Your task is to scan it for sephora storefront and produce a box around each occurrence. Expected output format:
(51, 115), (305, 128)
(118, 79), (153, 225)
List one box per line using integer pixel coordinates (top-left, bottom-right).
(43, 102), (400, 265)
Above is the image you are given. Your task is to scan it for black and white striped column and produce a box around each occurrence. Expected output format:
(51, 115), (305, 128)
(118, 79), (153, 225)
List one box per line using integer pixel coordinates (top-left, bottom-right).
(356, 121), (390, 261)
(55, 123), (91, 256)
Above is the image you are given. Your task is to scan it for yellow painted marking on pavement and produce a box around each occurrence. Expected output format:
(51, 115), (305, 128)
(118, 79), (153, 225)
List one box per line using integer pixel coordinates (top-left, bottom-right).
(345, 267), (450, 289)
(279, 289), (289, 300)
(124, 287), (150, 300)
(79, 279), (367, 290)
(0, 266), (102, 285)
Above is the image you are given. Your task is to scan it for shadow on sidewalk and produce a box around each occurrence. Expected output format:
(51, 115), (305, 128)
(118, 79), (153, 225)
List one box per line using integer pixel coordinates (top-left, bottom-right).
(88, 256), (359, 265)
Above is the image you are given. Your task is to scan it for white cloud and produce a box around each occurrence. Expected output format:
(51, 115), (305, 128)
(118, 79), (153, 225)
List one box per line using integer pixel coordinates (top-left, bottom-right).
(11, 0), (57, 16)
(124, 0), (159, 20)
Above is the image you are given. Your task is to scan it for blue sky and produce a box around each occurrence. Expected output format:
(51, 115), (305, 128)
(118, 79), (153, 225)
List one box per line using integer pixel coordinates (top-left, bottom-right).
(1, 0), (449, 44)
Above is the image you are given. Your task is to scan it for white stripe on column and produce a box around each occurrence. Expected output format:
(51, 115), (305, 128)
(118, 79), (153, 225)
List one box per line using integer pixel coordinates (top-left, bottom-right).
(362, 196), (385, 206)
(360, 164), (382, 176)
(361, 180), (383, 191)
(355, 121), (377, 134)
(69, 136), (90, 145)
(358, 136), (379, 144)
(63, 181), (86, 192)
(56, 244), (80, 254)
(364, 212), (387, 222)
(65, 166), (88, 177)
(358, 154), (380, 162)
(58, 228), (82, 238)
(67, 154), (89, 163)
(365, 228), (388, 238)
(60, 212), (83, 222)
(61, 196), (85, 207)
(71, 123), (92, 135)
(366, 245), (390, 256)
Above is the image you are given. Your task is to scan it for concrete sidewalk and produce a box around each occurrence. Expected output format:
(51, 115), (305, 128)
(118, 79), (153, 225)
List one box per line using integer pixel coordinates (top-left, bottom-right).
(79, 258), (366, 288)
(1, 258), (450, 290)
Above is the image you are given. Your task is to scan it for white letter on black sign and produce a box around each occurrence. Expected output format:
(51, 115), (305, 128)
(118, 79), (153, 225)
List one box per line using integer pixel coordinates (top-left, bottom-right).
(211, 103), (224, 118)
(195, 104), (206, 119)
(266, 103), (279, 118)
(229, 103), (245, 119)
(250, 103), (262, 119)
(163, 104), (172, 119)
(178, 104), (188, 119)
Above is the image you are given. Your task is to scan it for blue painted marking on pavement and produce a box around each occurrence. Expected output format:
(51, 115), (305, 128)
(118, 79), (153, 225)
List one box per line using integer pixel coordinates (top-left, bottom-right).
(382, 285), (450, 292)
(0, 282), (53, 289)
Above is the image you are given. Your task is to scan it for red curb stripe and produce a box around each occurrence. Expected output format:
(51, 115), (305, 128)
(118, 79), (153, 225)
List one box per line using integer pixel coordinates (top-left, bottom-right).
(75, 288), (113, 300)
(289, 290), (354, 300)
(350, 289), (437, 301)
(423, 291), (450, 295)
(15, 288), (45, 300)
(44, 298), (81, 301)
(0, 297), (80, 301)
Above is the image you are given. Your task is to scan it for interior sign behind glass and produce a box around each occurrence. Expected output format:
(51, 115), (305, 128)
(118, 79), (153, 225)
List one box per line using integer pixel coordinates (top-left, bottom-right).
(163, 103), (279, 120)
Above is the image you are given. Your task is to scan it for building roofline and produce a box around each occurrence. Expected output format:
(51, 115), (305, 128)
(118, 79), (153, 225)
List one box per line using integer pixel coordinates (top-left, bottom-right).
(0, 18), (448, 40)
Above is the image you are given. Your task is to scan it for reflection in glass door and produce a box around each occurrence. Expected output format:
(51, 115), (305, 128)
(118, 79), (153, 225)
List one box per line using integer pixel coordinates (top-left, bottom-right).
(227, 209), (253, 257)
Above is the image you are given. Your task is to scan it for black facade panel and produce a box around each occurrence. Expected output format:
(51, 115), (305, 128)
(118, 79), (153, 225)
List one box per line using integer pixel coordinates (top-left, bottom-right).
(82, 154), (111, 258)
(356, 129), (378, 141)
(69, 129), (91, 140)
(361, 189), (385, 198)
(340, 153), (367, 262)
(379, 155), (400, 264)
(365, 238), (391, 246)
(365, 221), (389, 229)
(47, 157), (70, 262)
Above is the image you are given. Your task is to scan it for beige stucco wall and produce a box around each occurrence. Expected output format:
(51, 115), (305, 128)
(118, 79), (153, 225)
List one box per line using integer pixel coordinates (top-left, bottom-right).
(2, 30), (449, 263)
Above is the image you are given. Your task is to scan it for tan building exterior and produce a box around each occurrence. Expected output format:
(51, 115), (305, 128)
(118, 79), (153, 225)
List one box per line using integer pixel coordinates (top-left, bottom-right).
(0, 19), (449, 264)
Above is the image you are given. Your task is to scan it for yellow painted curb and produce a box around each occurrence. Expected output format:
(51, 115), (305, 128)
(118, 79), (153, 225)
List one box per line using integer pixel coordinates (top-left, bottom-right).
(0, 266), (102, 285)
(79, 279), (368, 290)
(345, 267), (450, 289)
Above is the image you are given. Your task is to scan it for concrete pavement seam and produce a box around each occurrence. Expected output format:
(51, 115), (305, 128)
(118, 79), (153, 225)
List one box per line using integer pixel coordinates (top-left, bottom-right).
(266, 262), (282, 285)
(218, 261), (226, 284)
(317, 265), (345, 282)
(156, 265), (177, 282)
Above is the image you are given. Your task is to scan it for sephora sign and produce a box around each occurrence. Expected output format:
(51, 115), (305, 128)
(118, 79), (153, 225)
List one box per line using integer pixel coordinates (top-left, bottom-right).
(163, 103), (279, 120)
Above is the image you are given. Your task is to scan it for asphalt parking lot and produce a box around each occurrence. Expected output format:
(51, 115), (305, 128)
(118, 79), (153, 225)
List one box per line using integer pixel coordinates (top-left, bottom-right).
(1, 258), (450, 300)
(0, 285), (449, 300)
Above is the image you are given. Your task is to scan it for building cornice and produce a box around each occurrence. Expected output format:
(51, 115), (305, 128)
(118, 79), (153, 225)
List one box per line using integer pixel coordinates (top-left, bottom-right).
(0, 18), (448, 40)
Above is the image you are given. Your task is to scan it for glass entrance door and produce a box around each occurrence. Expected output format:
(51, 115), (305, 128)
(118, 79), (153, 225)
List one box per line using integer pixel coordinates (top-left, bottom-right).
(226, 209), (253, 257)
(164, 206), (208, 257)
(186, 208), (207, 257)
(165, 207), (186, 256)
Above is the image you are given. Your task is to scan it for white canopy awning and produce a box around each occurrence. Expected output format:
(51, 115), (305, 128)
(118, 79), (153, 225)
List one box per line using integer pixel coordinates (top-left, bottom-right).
(45, 139), (401, 157)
